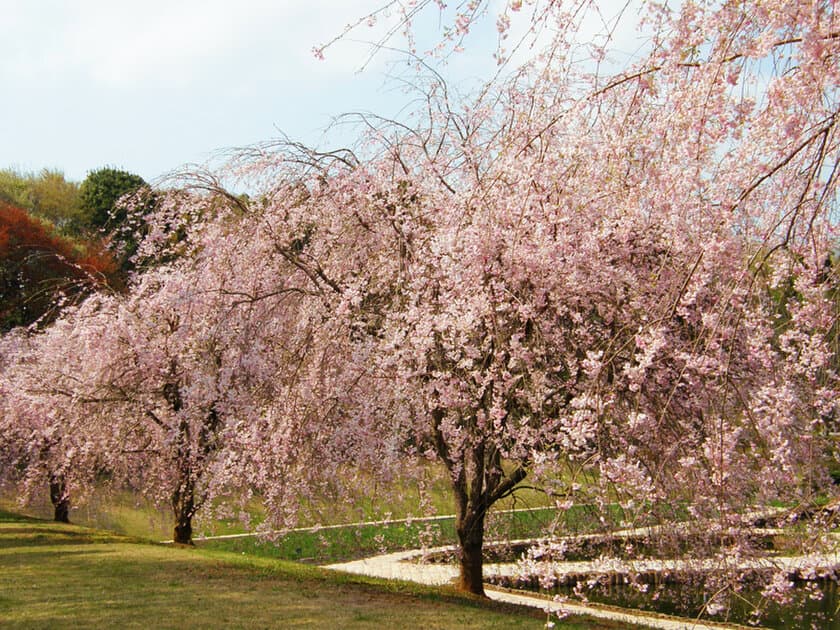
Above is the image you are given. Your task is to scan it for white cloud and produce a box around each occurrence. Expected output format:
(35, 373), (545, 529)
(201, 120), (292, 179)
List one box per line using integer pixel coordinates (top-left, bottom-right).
(0, 1), (395, 85)
(0, 1), (428, 179)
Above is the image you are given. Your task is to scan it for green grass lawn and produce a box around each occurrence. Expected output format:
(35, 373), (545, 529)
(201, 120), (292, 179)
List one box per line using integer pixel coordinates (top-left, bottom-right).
(0, 510), (624, 629)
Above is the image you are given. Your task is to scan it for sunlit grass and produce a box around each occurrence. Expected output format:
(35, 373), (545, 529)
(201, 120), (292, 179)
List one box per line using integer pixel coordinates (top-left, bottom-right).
(0, 511), (624, 629)
(2, 461), (558, 543)
(1, 489), (172, 540)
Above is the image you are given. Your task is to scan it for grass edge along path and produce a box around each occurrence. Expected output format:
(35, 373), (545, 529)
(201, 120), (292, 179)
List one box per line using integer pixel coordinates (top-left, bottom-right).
(0, 511), (623, 629)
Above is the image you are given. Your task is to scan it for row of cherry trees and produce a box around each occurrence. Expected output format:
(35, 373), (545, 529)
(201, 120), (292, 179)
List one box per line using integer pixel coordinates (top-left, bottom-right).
(1, 0), (838, 597)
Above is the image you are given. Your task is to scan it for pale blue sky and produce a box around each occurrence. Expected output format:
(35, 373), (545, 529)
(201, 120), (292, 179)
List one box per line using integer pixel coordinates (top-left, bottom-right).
(0, 1), (642, 184)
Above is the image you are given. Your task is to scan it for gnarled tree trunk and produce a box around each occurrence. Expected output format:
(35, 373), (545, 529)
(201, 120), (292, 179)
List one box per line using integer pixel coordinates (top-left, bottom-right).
(437, 407), (528, 596)
(455, 497), (487, 595)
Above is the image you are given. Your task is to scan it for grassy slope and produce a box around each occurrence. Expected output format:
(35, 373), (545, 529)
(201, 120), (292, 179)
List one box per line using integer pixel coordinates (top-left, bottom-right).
(4, 462), (559, 541)
(196, 504), (635, 565)
(0, 511), (620, 630)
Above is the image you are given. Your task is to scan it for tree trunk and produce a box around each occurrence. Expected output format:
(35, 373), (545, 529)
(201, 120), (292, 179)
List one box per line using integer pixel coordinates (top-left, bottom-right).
(448, 449), (526, 595)
(49, 475), (70, 523)
(168, 393), (196, 546)
(171, 473), (195, 545)
(173, 514), (193, 545)
(432, 405), (527, 597)
(456, 505), (486, 596)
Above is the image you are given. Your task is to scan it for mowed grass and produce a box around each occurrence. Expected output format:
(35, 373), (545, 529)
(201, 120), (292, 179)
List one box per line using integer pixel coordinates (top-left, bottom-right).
(0, 510), (624, 630)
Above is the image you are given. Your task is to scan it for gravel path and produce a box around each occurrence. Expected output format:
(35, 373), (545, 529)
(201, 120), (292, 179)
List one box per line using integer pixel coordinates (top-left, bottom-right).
(189, 505), (829, 628)
(325, 541), (840, 630)
(324, 544), (749, 629)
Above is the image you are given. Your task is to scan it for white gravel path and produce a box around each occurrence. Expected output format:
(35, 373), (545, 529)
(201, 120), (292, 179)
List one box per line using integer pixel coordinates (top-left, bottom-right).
(189, 504), (830, 628)
(325, 541), (840, 629)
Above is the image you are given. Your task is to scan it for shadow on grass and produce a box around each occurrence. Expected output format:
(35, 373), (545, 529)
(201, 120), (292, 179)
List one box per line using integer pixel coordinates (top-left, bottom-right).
(0, 509), (43, 523)
(0, 507), (627, 629)
(0, 527), (112, 543)
(0, 547), (115, 562)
